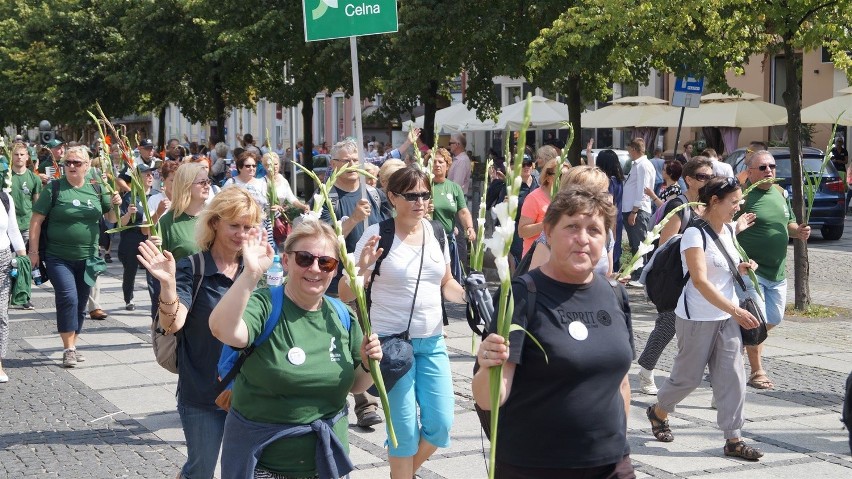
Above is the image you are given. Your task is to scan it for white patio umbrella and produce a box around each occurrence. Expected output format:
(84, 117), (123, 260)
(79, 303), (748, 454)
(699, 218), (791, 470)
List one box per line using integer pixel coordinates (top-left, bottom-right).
(801, 86), (852, 126)
(639, 92), (788, 128)
(404, 103), (494, 133)
(466, 95), (570, 131)
(581, 96), (674, 128)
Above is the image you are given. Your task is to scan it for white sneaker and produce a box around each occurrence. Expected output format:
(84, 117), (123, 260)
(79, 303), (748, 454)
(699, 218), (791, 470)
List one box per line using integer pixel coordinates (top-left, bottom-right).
(639, 369), (658, 395)
(627, 280), (644, 289)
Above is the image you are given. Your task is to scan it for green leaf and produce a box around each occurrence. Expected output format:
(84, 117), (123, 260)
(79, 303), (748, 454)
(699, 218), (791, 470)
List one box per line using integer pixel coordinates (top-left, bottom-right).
(509, 324), (549, 364)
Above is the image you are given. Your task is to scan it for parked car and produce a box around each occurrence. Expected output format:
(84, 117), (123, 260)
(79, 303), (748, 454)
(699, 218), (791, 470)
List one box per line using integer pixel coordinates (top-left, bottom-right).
(724, 147), (844, 240)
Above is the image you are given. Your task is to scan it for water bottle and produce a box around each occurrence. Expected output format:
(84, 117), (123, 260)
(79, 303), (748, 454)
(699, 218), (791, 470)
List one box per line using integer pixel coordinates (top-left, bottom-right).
(33, 267), (43, 286)
(266, 255), (284, 287)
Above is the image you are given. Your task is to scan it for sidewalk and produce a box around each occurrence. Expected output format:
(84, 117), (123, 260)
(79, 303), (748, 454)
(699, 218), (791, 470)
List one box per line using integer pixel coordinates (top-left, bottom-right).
(1, 259), (850, 478)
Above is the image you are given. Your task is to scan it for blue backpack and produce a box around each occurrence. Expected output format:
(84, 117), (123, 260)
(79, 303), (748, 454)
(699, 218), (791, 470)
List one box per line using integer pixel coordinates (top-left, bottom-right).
(215, 284), (351, 394)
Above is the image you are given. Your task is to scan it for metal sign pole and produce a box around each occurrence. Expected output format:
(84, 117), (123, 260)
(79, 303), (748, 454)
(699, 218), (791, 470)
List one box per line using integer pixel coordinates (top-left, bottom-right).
(673, 106), (686, 160)
(349, 36), (368, 228)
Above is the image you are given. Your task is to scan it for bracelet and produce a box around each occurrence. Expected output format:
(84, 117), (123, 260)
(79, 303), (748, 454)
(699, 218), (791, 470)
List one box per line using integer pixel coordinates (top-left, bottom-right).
(159, 295), (179, 306)
(359, 360), (370, 372)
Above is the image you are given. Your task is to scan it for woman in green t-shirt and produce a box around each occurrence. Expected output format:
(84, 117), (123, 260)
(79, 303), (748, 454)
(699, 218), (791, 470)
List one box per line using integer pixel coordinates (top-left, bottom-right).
(429, 148), (475, 282)
(209, 220), (382, 478)
(28, 146), (121, 368)
(156, 162), (210, 261)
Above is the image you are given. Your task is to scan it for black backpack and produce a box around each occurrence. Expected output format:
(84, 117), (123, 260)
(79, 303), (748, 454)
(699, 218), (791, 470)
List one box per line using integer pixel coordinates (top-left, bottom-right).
(640, 213), (704, 313)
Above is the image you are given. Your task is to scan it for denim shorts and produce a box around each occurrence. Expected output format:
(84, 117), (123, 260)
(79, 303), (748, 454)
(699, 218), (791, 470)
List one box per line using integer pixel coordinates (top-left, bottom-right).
(739, 274), (786, 326)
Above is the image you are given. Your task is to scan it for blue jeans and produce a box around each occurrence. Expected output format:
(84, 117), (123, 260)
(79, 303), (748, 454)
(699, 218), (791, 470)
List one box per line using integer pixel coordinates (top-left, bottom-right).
(385, 335), (454, 457)
(45, 255), (90, 334)
(739, 274), (786, 326)
(622, 210), (651, 278)
(177, 403), (227, 479)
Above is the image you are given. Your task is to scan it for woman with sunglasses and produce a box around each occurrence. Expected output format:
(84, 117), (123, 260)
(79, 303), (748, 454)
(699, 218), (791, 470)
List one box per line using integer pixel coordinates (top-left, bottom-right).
(157, 163), (210, 262)
(429, 148), (475, 281)
(209, 219), (381, 479)
(341, 167), (466, 479)
(647, 176), (765, 461)
(139, 187), (263, 479)
(224, 150), (269, 209)
(518, 158), (558, 258)
(28, 146), (122, 368)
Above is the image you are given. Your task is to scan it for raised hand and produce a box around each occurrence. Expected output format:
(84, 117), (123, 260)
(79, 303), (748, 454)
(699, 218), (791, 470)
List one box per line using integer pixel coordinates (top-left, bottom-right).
(357, 235), (383, 272)
(137, 240), (176, 284)
(242, 227), (275, 275)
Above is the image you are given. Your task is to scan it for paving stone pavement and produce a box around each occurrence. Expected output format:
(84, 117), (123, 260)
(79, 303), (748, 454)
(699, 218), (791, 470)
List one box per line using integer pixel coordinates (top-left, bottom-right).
(1, 233), (851, 478)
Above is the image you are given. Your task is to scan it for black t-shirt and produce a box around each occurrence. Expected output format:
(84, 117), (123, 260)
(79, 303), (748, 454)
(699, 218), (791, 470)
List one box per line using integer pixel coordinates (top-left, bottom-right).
(831, 146), (849, 171)
(497, 269), (634, 469)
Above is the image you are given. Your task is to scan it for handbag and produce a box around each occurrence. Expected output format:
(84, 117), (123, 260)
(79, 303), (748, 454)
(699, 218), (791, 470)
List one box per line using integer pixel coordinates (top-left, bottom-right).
(272, 216), (291, 245)
(700, 222), (768, 346)
(369, 226), (425, 394)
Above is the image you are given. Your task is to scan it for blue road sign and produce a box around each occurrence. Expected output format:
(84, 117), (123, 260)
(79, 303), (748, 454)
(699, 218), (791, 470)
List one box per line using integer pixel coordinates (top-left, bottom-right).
(674, 76), (704, 94)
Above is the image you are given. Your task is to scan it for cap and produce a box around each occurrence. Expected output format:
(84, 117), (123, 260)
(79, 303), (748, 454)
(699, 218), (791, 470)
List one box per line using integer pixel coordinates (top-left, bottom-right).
(45, 139), (64, 148)
(136, 163), (154, 173)
(139, 139), (154, 149)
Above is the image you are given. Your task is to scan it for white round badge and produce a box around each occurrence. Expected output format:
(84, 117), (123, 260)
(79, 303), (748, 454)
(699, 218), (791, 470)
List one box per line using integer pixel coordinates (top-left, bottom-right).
(568, 321), (589, 341)
(287, 347), (306, 365)
(72, 199), (81, 207)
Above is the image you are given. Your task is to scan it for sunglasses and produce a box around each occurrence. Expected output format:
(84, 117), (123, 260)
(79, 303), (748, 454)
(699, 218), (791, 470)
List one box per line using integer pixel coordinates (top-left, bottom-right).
(394, 191), (431, 202)
(289, 250), (339, 273)
(522, 161), (534, 167)
(193, 178), (212, 186)
(752, 164), (776, 171)
(692, 173), (715, 182)
(64, 160), (85, 167)
(707, 176), (741, 198)
(242, 164), (257, 169)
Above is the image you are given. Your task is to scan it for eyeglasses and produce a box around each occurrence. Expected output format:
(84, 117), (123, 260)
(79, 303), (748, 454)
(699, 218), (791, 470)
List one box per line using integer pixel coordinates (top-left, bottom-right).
(332, 157), (358, 164)
(751, 164), (776, 171)
(707, 176), (741, 198)
(288, 250), (339, 273)
(242, 164), (257, 169)
(522, 161), (534, 167)
(692, 173), (715, 182)
(64, 160), (85, 167)
(193, 178), (212, 186)
(448, 141), (459, 146)
(394, 191), (432, 202)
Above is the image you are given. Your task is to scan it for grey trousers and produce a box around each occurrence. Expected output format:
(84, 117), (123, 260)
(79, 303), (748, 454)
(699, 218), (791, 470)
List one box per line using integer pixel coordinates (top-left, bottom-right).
(657, 316), (746, 440)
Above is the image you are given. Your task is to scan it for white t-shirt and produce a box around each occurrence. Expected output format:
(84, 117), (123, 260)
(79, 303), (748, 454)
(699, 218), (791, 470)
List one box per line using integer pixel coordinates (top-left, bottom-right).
(593, 231), (616, 276)
(273, 174), (298, 204)
(675, 225), (740, 321)
(355, 220), (450, 338)
(711, 159), (734, 178)
(0, 195), (25, 253)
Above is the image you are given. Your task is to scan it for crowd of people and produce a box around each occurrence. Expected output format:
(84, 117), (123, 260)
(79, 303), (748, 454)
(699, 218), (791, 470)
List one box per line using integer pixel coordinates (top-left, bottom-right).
(0, 127), (837, 478)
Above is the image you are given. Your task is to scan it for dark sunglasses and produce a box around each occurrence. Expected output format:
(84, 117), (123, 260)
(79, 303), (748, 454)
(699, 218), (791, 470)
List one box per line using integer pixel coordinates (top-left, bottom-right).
(752, 164), (776, 171)
(394, 191), (431, 202)
(522, 160), (534, 166)
(64, 160), (85, 167)
(692, 172), (715, 182)
(707, 176), (741, 198)
(289, 250), (339, 273)
(242, 163), (257, 169)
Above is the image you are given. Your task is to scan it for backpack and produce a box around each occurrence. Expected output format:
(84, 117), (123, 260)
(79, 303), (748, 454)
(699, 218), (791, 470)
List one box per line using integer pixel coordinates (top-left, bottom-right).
(640, 219), (706, 313)
(652, 193), (691, 227)
(366, 218), (445, 309)
(327, 184), (392, 222)
(151, 253), (205, 374)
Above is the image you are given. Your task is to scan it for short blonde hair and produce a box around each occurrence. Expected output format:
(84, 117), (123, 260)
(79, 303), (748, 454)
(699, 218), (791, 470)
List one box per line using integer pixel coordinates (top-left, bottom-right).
(559, 165), (609, 192)
(282, 220), (338, 258)
(171, 163), (207, 218)
(378, 159), (405, 189)
(195, 187), (263, 252)
(64, 145), (90, 163)
(262, 151), (280, 174)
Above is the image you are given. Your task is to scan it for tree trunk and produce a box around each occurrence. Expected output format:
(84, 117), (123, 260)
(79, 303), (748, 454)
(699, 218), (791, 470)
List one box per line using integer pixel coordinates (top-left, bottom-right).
(157, 106), (167, 151)
(781, 41), (809, 310)
(301, 92), (314, 201)
(565, 76), (582, 165)
(422, 80), (439, 148)
(212, 68), (227, 144)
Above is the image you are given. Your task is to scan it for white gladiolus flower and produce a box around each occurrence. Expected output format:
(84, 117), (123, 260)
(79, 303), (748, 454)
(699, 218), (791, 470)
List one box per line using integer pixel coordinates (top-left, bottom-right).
(507, 196), (519, 216)
(635, 241), (655, 258)
(337, 235), (347, 247)
(345, 252), (357, 269)
(483, 231), (508, 255)
(477, 217), (486, 227)
(299, 210), (321, 223)
(493, 202), (511, 226)
(495, 255), (510, 282)
(353, 274), (364, 289)
(632, 256), (645, 271)
(512, 176), (522, 192)
(644, 230), (657, 244)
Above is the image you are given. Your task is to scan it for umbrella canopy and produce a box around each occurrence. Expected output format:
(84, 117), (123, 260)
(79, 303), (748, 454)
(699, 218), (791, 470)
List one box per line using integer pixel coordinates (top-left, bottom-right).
(466, 95), (570, 131)
(800, 86), (852, 126)
(405, 103), (494, 133)
(581, 96), (675, 128)
(640, 92), (788, 128)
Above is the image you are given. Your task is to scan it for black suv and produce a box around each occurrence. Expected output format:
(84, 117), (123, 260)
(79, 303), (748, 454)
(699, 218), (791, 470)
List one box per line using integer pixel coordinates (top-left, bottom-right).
(724, 147), (845, 240)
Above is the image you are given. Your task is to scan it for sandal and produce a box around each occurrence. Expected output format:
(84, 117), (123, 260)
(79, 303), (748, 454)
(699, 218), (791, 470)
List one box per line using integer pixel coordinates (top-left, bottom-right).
(724, 440), (764, 461)
(747, 369), (774, 389)
(646, 405), (674, 442)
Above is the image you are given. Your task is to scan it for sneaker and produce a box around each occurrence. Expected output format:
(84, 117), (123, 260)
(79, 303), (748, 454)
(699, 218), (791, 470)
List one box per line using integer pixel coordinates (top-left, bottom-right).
(22, 301), (35, 310)
(104, 253), (112, 263)
(89, 309), (108, 320)
(627, 280), (644, 289)
(62, 350), (78, 368)
(356, 410), (383, 428)
(639, 369), (659, 395)
(75, 350), (86, 362)
(125, 302), (136, 311)
(0, 371), (8, 383)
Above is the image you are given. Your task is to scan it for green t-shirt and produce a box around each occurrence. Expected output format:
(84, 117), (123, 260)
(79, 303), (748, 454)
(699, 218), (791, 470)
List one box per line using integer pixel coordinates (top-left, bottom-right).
(231, 288), (362, 476)
(432, 179), (467, 234)
(158, 211), (200, 262)
(735, 184), (794, 281)
(10, 169), (42, 231)
(32, 178), (112, 260)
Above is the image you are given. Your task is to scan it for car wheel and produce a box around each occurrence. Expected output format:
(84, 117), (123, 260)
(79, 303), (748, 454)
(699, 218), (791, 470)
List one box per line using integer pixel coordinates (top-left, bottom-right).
(821, 224), (844, 241)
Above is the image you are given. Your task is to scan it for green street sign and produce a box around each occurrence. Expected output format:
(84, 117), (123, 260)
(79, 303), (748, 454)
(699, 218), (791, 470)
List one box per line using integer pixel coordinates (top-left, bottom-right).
(303, 0), (399, 42)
